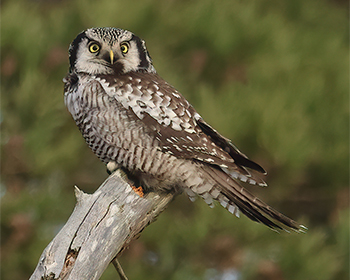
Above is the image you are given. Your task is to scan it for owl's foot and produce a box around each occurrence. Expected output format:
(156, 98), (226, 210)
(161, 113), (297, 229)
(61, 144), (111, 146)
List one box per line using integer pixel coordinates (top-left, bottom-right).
(107, 162), (145, 197)
(131, 185), (144, 197)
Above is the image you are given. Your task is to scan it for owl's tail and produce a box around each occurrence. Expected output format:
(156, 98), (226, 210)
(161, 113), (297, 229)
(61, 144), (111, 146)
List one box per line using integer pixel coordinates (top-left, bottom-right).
(192, 164), (306, 232)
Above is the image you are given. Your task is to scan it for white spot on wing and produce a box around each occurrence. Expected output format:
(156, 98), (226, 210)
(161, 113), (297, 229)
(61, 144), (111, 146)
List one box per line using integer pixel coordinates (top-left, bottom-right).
(194, 112), (201, 120)
(125, 84), (133, 92)
(220, 200), (228, 208)
(239, 175), (248, 182)
(173, 144), (182, 152)
(163, 118), (171, 126)
(166, 110), (177, 119)
(184, 128), (196, 133)
(171, 121), (182, 131)
(248, 179), (257, 185)
(172, 92), (181, 98)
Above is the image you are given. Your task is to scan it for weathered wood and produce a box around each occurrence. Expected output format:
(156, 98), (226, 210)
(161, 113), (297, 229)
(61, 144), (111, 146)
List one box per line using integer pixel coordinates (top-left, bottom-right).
(30, 169), (175, 280)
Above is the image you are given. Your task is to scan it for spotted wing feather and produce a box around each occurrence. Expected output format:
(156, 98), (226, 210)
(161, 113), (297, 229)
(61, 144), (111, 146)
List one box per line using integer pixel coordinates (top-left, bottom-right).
(96, 72), (266, 186)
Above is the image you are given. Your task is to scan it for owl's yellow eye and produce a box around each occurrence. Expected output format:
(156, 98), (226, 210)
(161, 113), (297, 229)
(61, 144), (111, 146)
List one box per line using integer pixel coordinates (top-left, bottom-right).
(89, 43), (100, 53)
(120, 43), (129, 54)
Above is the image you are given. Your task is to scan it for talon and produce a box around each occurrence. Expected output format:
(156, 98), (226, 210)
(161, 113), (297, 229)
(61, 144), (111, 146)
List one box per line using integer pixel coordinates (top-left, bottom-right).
(131, 185), (144, 197)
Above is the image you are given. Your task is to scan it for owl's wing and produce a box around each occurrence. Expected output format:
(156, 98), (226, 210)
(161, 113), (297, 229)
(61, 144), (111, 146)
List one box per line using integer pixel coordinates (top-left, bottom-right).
(97, 72), (266, 186)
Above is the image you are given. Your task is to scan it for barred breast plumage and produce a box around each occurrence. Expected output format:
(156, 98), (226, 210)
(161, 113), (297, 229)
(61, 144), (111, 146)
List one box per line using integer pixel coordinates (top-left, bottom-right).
(64, 27), (306, 232)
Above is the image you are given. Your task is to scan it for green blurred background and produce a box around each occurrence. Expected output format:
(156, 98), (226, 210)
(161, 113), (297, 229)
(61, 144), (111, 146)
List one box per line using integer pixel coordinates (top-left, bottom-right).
(1, 0), (349, 279)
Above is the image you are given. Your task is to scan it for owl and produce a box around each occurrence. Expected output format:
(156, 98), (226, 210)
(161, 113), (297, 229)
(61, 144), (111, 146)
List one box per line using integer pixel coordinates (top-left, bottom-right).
(64, 27), (305, 232)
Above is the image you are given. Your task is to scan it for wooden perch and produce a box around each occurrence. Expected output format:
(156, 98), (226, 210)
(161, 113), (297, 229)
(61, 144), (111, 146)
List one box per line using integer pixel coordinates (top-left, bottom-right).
(30, 169), (175, 280)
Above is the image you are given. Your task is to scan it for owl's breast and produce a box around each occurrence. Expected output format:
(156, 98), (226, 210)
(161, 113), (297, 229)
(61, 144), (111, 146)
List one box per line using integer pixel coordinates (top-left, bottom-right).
(64, 74), (160, 166)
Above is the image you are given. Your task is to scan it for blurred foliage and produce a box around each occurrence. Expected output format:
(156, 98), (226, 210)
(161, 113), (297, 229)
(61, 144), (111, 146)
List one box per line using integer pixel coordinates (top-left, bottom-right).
(1, 0), (348, 279)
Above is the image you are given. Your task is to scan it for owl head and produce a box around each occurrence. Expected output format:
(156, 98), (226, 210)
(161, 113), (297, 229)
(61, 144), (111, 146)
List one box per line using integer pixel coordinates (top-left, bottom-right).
(68, 27), (156, 75)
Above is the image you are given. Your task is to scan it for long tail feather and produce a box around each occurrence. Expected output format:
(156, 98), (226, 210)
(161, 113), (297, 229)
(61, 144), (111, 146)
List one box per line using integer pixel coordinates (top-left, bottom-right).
(201, 165), (306, 232)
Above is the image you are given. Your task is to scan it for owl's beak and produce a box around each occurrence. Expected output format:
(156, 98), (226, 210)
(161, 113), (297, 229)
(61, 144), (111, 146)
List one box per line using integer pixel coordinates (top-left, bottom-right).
(109, 50), (114, 64)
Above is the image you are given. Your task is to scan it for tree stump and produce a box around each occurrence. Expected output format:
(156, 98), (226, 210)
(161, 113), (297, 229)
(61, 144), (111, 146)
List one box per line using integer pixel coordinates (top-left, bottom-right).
(30, 169), (175, 280)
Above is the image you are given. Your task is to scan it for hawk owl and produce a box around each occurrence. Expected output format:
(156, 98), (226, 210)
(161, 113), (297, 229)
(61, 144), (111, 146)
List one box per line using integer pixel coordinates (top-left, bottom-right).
(64, 27), (305, 232)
